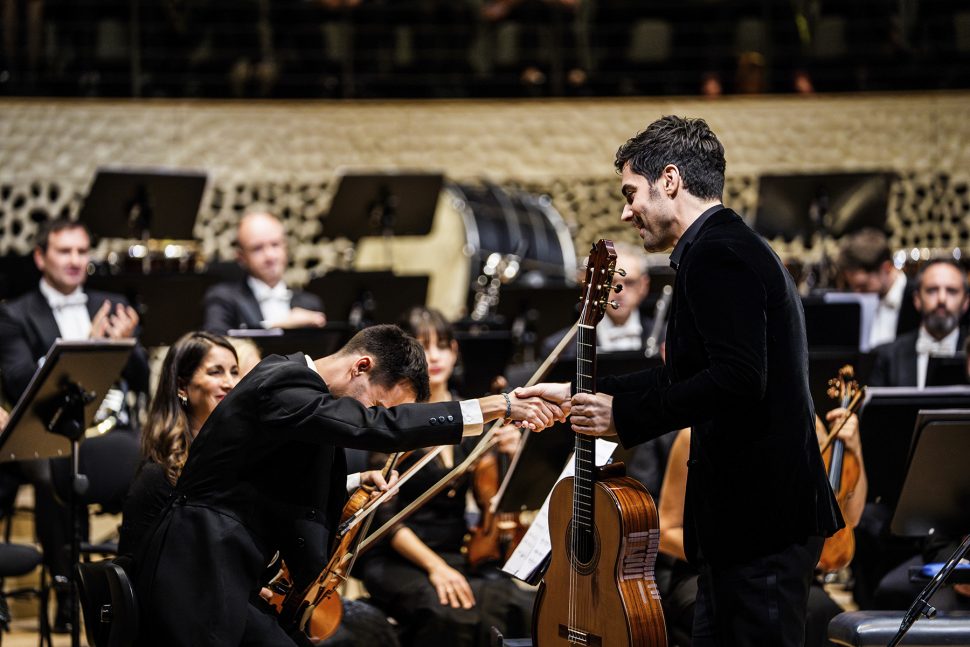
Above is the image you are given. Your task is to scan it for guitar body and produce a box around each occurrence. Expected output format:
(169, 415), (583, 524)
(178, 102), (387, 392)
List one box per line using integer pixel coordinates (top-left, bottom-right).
(534, 475), (667, 647)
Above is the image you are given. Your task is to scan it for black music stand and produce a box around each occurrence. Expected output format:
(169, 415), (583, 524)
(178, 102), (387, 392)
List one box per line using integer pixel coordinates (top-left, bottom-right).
(859, 386), (970, 509)
(754, 172), (894, 243)
(86, 272), (223, 346)
(885, 410), (970, 646)
(78, 167), (207, 241)
(227, 325), (351, 360)
(304, 271), (429, 327)
(452, 329), (515, 399)
(325, 171), (442, 242)
(926, 354), (970, 387)
(0, 339), (135, 647)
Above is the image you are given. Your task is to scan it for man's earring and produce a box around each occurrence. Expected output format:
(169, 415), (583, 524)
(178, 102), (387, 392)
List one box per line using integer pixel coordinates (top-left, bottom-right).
(178, 393), (188, 407)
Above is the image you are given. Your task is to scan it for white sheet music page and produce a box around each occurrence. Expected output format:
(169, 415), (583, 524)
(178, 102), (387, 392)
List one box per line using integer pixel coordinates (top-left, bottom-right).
(501, 438), (617, 582)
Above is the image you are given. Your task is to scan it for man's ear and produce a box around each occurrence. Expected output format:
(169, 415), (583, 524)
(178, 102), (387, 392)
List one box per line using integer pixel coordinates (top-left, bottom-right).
(663, 164), (681, 196)
(353, 356), (372, 377)
(32, 247), (45, 272)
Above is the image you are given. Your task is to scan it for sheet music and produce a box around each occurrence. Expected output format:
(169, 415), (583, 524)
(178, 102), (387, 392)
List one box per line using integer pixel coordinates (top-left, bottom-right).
(501, 438), (617, 582)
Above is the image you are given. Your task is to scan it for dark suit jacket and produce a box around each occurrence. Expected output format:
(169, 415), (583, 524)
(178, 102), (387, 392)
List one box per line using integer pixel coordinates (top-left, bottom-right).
(134, 353), (463, 646)
(868, 328), (968, 387)
(601, 208), (842, 565)
(0, 288), (150, 405)
(202, 279), (324, 334)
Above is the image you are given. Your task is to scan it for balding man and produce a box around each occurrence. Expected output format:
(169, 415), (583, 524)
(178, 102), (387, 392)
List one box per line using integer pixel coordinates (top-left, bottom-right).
(203, 212), (326, 334)
(541, 241), (662, 358)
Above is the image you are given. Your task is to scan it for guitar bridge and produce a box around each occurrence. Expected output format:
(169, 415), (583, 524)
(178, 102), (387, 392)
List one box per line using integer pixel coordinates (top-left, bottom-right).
(557, 624), (603, 646)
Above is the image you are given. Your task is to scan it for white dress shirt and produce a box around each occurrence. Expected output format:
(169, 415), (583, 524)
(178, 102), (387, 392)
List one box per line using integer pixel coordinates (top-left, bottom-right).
(39, 279), (90, 340)
(596, 310), (644, 352)
(915, 326), (960, 388)
(248, 276), (293, 328)
(869, 272), (907, 348)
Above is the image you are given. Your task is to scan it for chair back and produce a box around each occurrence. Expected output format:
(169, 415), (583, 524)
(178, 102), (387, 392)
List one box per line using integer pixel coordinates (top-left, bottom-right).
(75, 559), (139, 647)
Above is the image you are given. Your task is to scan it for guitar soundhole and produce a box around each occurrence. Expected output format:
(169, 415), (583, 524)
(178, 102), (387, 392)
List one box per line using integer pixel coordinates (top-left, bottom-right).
(565, 519), (599, 575)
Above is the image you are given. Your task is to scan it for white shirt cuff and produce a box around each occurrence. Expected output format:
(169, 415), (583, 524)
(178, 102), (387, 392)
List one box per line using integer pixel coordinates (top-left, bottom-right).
(459, 399), (484, 437)
(346, 472), (361, 492)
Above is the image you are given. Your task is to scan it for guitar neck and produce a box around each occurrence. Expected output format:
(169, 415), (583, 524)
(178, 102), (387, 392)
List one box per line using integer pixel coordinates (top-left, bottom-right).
(574, 324), (597, 532)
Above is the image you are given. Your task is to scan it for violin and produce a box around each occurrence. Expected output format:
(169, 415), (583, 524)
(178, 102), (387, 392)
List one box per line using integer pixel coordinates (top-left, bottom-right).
(269, 453), (402, 641)
(817, 365), (865, 574)
(464, 444), (528, 572)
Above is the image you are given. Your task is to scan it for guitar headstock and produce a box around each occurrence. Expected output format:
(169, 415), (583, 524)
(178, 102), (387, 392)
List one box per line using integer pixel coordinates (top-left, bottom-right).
(578, 239), (620, 328)
(826, 364), (860, 406)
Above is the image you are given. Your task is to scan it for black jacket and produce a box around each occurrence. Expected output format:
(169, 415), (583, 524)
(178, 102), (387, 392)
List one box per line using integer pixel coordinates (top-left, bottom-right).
(134, 353), (463, 646)
(602, 208), (842, 565)
(0, 288), (150, 404)
(868, 328), (968, 387)
(202, 279), (324, 334)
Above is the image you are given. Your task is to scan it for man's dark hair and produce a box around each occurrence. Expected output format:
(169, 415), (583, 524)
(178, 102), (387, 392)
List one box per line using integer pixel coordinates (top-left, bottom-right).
(34, 216), (90, 253)
(915, 258), (969, 294)
(340, 324), (431, 402)
(837, 228), (892, 273)
(614, 115), (726, 201)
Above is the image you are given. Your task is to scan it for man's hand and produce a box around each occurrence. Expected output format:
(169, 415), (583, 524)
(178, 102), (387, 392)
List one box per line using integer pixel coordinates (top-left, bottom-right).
(90, 300), (140, 339)
(514, 383), (572, 414)
(428, 563), (475, 609)
(570, 392), (616, 437)
(825, 408), (861, 457)
(492, 423), (523, 456)
(270, 307), (326, 330)
(508, 393), (567, 430)
(360, 469), (400, 501)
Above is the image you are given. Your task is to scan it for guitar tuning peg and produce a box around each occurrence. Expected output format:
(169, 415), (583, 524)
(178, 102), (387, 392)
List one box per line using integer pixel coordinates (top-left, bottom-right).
(613, 283), (623, 293)
(609, 300), (619, 310)
(615, 268), (627, 277)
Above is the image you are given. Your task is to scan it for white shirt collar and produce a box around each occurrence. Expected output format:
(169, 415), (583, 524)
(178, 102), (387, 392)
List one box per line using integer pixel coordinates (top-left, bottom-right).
(247, 276), (291, 302)
(596, 309), (643, 352)
(38, 279), (86, 308)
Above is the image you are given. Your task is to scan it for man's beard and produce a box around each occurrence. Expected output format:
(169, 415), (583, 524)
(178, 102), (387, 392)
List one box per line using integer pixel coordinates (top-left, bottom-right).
(923, 310), (960, 339)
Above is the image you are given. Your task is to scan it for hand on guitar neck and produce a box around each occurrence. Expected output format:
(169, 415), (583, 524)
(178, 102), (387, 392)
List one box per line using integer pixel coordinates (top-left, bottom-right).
(514, 382), (618, 437)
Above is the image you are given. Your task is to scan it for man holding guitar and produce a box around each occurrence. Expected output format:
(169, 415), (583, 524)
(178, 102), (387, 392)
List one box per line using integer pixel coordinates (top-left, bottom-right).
(520, 115), (844, 646)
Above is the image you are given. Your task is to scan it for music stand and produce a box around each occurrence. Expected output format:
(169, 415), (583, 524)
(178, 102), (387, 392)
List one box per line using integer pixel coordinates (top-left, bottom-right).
(304, 271), (429, 326)
(754, 172), (895, 243)
(885, 410), (970, 645)
(227, 325), (352, 360)
(325, 170), (443, 242)
(79, 167), (207, 241)
(926, 354), (970, 387)
(801, 297), (863, 351)
(859, 386), (970, 509)
(0, 339), (135, 647)
(86, 272), (223, 346)
(452, 329), (515, 399)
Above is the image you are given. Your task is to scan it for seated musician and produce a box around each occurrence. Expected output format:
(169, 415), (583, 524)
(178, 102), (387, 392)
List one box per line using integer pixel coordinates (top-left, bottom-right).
(131, 323), (561, 646)
(657, 408), (866, 647)
(0, 216), (150, 632)
(203, 211), (326, 334)
(118, 331), (241, 559)
(358, 308), (534, 647)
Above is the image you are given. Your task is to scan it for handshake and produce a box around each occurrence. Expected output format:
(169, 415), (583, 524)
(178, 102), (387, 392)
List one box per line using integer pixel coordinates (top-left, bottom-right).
(491, 383), (616, 437)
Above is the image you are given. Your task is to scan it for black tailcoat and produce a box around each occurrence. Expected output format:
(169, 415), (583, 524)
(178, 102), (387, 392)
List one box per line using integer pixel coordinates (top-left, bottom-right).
(0, 288), (150, 403)
(202, 279), (324, 334)
(867, 328), (968, 387)
(134, 353), (464, 646)
(602, 209), (843, 565)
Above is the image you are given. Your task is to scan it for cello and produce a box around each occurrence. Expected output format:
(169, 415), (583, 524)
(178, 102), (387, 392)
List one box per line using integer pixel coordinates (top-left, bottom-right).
(533, 240), (667, 647)
(816, 365), (864, 574)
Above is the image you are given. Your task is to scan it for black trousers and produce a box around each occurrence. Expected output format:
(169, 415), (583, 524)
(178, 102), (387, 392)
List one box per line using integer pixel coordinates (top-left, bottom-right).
(692, 536), (824, 647)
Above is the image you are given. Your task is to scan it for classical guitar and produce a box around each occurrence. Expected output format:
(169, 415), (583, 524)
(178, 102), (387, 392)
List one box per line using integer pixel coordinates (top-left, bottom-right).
(533, 239), (667, 646)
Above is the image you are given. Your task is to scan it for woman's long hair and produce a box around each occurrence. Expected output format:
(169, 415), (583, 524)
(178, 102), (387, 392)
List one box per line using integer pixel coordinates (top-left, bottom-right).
(144, 331), (237, 484)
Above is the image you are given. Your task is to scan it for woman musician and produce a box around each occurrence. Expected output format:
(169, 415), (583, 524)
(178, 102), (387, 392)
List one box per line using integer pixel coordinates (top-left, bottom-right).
(358, 307), (533, 647)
